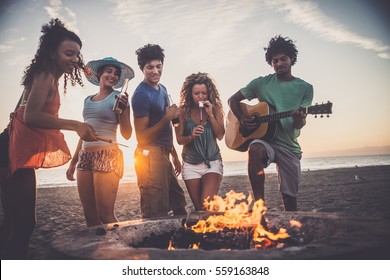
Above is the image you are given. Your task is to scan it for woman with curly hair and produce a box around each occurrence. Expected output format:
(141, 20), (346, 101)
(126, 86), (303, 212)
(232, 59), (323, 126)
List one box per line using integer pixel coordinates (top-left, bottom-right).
(175, 72), (225, 211)
(0, 18), (97, 259)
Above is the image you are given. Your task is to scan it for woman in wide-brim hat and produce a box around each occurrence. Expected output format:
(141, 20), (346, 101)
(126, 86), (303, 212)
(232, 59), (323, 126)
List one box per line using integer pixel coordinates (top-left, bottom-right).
(66, 57), (134, 227)
(84, 57), (135, 89)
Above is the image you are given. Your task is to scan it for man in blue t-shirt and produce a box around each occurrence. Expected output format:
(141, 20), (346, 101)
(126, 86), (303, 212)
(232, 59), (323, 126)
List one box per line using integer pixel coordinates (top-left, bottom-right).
(131, 44), (187, 218)
(228, 36), (313, 211)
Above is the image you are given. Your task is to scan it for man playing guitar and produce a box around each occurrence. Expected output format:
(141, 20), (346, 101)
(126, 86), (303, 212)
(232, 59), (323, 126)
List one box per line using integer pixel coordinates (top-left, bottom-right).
(228, 35), (313, 211)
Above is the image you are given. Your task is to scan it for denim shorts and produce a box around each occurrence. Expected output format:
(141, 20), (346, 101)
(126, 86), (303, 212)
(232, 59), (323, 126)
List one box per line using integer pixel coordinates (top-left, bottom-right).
(182, 160), (223, 180)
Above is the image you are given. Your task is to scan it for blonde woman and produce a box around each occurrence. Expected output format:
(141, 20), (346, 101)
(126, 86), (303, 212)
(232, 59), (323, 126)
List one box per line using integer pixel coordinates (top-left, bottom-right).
(175, 72), (225, 211)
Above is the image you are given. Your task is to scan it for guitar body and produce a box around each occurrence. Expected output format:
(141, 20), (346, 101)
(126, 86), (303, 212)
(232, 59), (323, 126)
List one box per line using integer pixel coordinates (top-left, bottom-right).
(225, 102), (277, 152)
(225, 101), (332, 152)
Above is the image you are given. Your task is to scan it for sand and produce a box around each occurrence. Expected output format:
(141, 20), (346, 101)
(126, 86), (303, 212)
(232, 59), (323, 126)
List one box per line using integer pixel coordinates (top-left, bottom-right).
(1, 165), (390, 259)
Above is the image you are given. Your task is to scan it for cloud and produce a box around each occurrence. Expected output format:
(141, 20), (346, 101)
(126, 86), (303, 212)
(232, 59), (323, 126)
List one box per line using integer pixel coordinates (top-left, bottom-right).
(0, 37), (26, 53)
(263, 0), (390, 59)
(44, 0), (62, 18)
(44, 0), (79, 34)
(110, 0), (390, 74)
(7, 54), (32, 67)
(0, 44), (12, 53)
(110, 0), (263, 69)
(378, 52), (390, 59)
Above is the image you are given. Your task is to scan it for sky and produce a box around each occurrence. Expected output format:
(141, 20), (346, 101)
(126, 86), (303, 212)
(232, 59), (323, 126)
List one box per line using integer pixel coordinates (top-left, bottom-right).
(0, 0), (389, 166)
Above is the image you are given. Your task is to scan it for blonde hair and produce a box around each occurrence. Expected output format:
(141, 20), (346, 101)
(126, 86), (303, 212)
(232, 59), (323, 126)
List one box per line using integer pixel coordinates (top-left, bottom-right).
(179, 72), (223, 119)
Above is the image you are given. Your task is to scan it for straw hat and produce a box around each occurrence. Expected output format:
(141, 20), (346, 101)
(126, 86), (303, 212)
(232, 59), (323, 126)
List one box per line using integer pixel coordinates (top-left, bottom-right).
(84, 57), (134, 89)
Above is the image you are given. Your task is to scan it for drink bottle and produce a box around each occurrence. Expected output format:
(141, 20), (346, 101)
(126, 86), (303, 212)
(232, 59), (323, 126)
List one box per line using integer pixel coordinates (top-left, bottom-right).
(113, 78), (129, 114)
(168, 94), (180, 127)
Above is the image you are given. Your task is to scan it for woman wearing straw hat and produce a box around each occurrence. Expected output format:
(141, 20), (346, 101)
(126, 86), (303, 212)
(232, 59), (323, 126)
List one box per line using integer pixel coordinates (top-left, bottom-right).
(66, 57), (134, 227)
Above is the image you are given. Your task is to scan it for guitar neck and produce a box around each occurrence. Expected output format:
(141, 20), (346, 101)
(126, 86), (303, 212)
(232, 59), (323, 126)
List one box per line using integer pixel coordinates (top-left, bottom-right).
(246, 102), (331, 123)
(259, 109), (304, 123)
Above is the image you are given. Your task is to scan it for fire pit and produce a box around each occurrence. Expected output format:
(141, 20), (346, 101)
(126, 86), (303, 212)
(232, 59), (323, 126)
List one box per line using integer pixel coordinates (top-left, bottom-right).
(48, 211), (390, 259)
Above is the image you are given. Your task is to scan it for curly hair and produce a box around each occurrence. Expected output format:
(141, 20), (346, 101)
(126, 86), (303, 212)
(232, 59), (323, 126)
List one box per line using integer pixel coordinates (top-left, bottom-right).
(179, 72), (223, 119)
(264, 35), (298, 66)
(135, 44), (165, 70)
(21, 18), (85, 94)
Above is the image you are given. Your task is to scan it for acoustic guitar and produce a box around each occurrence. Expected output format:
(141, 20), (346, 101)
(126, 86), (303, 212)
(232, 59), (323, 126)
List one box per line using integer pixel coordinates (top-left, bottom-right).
(225, 101), (333, 152)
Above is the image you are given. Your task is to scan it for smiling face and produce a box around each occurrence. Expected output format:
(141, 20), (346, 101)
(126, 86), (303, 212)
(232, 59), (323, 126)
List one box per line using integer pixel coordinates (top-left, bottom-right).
(53, 39), (81, 75)
(97, 65), (121, 88)
(142, 59), (163, 87)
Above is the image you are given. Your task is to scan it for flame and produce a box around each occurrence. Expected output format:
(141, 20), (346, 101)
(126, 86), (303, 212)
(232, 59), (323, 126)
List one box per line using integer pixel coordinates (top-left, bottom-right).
(168, 240), (175, 250)
(192, 190), (266, 233)
(257, 169), (265, 175)
(289, 220), (302, 227)
(189, 190), (293, 249)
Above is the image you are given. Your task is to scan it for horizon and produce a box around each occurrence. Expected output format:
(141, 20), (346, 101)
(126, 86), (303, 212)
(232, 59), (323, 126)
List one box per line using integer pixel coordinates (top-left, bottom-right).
(48, 149), (390, 171)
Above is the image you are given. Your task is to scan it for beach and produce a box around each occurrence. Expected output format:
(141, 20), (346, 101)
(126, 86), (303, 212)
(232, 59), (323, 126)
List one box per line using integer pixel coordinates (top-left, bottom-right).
(1, 165), (390, 259)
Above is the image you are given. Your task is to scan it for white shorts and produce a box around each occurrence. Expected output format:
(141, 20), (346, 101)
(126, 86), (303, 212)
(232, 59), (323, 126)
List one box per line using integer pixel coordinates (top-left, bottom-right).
(182, 160), (223, 180)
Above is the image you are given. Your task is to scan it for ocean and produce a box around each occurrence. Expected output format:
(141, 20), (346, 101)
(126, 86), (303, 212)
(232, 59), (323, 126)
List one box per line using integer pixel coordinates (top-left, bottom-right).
(35, 154), (390, 188)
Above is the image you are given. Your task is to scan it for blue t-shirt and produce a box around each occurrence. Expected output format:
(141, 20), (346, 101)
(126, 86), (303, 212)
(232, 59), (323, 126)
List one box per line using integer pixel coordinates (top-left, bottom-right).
(131, 81), (173, 149)
(240, 73), (313, 155)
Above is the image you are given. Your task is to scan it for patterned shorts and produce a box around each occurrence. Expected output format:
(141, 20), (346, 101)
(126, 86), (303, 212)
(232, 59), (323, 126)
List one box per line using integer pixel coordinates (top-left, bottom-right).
(76, 148), (124, 178)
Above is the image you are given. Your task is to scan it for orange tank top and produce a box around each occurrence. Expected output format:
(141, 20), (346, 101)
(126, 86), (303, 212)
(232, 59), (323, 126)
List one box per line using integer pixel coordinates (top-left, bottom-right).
(8, 88), (71, 176)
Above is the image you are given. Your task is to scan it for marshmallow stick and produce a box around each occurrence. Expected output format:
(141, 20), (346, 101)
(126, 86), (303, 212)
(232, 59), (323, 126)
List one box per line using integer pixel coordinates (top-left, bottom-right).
(199, 101), (204, 124)
(97, 136), (129, 148)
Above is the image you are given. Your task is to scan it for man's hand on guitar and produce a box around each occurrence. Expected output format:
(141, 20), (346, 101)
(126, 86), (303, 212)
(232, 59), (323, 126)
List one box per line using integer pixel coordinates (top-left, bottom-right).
(240, 115), (259, 130)
(292, 106), (307, 129)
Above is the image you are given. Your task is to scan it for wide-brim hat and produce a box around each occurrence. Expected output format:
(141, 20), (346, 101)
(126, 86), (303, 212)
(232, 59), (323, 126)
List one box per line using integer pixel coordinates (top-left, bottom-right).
(84, 57), (135, 89)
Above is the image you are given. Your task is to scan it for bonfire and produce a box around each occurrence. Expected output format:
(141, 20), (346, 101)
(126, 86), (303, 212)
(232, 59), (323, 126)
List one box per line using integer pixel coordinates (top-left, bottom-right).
(169, 190), (302, 250)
